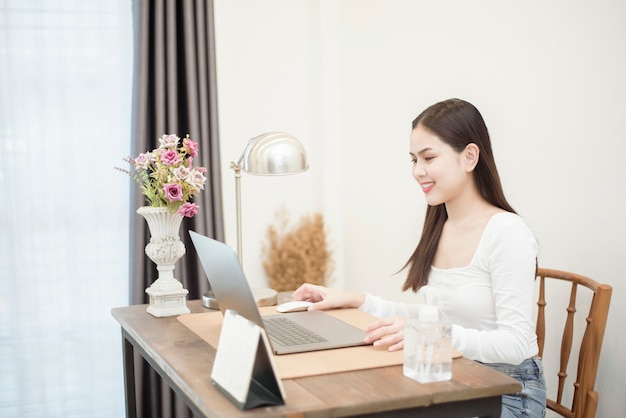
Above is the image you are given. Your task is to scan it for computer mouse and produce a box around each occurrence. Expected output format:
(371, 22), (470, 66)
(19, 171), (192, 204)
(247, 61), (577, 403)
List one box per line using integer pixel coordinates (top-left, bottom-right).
(276, 300), (314, 313)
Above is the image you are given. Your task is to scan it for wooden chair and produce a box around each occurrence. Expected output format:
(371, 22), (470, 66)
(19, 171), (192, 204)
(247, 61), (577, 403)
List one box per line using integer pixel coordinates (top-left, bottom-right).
(535, 268), (612, 418)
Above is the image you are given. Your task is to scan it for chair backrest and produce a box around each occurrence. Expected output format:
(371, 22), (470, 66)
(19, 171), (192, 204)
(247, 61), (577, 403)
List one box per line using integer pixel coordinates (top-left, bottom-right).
(535, 268), (612, 418)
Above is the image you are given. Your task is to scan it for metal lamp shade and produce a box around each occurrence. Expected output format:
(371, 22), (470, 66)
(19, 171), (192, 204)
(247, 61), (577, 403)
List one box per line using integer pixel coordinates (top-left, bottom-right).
(241, 132), (309, 175)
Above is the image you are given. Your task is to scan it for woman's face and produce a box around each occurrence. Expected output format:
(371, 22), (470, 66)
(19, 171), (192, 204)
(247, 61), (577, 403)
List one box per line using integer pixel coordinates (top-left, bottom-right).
(409, 125), (471, 207)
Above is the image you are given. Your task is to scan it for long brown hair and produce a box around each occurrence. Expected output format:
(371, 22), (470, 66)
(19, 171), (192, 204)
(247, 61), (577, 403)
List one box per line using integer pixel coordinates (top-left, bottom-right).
(402, 98), (515, 292)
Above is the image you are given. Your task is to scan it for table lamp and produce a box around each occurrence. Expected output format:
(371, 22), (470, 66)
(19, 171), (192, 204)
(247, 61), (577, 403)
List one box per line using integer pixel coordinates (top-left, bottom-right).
(203, 132), (309, 309)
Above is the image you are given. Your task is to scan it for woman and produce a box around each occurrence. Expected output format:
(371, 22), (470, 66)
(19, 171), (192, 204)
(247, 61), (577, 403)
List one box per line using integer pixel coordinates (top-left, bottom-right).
(291, 98), (546, 417)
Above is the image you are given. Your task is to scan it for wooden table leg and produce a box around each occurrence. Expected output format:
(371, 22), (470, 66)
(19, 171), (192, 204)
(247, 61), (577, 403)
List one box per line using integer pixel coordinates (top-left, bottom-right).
(121, 329), (137, 418)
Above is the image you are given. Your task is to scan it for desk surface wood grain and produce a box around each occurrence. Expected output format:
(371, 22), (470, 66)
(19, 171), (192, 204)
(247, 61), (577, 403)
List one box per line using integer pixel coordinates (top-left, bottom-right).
(112, 300), (521, 418)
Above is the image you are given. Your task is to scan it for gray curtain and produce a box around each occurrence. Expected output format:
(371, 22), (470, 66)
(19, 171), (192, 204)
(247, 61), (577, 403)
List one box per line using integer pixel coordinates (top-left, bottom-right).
(129, 0), (223, 416)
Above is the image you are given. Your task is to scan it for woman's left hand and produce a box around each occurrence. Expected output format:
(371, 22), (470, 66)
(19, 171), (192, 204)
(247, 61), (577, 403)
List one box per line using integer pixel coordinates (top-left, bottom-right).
(364, 316), (406, 351)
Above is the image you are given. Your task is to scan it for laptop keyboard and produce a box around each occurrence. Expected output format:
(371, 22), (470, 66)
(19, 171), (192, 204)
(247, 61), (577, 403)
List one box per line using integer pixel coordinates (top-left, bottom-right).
(263, 316), (328, 346)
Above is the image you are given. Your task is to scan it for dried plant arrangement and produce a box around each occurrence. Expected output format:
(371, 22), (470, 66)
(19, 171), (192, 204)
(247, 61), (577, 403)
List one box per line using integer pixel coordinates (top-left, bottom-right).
(262, 208), (333, 292)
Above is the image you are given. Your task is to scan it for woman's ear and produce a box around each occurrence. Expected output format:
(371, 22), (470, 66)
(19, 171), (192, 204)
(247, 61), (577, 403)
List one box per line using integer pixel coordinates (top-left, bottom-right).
(463, 143), (480, 172)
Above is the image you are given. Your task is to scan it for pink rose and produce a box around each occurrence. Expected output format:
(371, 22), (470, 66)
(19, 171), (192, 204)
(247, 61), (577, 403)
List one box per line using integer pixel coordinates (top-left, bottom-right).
(190, 169), (207, 190)
(183, 137), (199, 157)
(160, 149), (181, 166)
(163, 183), (183, 202)
(159, 134), (179, 148)
(133, 152), (152, 170)
(172, 165), (191, 182)
(177, 202), (199, 218)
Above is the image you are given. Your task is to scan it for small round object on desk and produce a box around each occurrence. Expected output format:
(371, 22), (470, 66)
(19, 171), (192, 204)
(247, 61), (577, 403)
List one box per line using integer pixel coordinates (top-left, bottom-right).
(202, 288), (278, 309)
(202, 292), (219, 309)
(253, 287), (278, 307)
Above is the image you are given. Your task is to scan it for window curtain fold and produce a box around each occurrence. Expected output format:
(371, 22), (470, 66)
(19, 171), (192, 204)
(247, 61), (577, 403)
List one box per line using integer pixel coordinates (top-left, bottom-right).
(130, 0), (223, 416)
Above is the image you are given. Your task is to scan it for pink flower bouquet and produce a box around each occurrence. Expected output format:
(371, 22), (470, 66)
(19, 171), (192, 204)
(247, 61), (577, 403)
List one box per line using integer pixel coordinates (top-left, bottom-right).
(117, 134), (207, 218)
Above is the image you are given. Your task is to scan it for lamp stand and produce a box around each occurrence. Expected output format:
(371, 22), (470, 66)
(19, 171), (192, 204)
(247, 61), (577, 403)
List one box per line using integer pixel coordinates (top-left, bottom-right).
(232, 160), (244, 264)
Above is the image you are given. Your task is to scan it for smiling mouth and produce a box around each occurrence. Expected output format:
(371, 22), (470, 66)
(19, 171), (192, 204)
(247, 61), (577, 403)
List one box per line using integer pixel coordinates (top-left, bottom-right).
(420, 182), (434, 193)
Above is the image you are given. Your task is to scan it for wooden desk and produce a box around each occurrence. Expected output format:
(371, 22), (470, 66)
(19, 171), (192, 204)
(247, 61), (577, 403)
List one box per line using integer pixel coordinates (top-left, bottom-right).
(112, 300), (521, 417)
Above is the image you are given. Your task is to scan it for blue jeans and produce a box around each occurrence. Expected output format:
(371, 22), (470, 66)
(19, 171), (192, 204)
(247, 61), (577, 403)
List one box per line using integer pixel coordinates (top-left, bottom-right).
(480, 357), (546, 418)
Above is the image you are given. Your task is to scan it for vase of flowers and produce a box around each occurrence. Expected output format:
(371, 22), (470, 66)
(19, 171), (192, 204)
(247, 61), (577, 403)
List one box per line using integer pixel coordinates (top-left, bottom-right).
(118, 134), (207, 317)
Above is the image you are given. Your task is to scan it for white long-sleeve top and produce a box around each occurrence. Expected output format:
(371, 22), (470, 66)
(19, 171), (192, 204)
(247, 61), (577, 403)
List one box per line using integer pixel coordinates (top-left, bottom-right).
(359, 212), (539, 365)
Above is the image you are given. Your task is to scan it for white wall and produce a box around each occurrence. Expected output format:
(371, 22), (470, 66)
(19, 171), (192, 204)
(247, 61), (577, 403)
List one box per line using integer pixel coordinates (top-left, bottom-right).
(214, 1), (626, 416)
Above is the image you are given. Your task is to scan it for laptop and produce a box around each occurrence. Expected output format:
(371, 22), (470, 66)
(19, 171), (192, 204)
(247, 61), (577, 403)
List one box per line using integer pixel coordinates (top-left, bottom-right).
(189, 231), (369, 355)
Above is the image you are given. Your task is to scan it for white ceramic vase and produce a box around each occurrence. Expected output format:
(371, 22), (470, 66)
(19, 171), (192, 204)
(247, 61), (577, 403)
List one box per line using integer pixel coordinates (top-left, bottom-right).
(137, 206), (190, 317)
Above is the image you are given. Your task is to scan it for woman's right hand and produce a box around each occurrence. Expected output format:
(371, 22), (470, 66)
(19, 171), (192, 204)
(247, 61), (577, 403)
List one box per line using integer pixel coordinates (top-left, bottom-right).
(290, 284), (366, 311)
